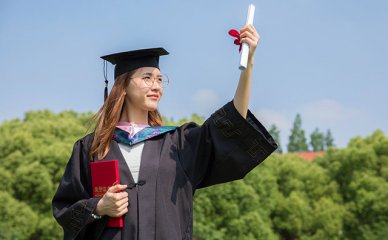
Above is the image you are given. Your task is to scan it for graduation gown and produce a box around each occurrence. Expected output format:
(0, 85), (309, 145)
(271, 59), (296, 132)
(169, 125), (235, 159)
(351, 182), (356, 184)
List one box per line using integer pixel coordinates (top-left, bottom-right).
(52, 101), (278, 240)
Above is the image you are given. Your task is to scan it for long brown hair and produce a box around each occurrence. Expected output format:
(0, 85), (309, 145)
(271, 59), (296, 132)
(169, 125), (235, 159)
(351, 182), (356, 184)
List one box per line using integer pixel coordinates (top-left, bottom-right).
(89, 71), (163, 161)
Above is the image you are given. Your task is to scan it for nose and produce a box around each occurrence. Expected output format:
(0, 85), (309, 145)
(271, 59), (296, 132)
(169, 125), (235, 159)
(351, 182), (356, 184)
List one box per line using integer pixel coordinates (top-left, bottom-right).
(150, 79), (162, 90)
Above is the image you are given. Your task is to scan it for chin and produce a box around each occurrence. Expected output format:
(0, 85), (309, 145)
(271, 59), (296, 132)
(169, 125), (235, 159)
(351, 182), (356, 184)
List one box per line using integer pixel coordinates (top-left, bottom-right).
(145, 104), (159, 112)
(144, 100), (160, 111)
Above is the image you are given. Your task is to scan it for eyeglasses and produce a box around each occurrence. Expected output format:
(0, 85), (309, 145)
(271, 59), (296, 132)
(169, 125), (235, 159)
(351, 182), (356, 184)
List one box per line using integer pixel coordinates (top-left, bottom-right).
(131, 73), (169, 88)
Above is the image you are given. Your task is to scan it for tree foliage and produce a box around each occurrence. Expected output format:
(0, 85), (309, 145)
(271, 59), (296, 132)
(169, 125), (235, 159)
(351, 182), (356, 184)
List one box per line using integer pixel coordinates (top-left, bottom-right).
(269, 124), (283, 153)
(287, 114), (308, 152)
(0, 191), (38, 239)
(310, 128), (325, 152)
(316, 129), (388, 239)
(325, 129), (335, 148)
(0, 110), (387, 239)
(0, 110), (91, 239)
(310, 128), (335, 152)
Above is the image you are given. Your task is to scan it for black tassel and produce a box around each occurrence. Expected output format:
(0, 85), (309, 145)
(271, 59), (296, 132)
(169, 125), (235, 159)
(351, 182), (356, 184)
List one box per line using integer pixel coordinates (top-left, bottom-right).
(103, 60), (108, 102)
(104, 79), (108, 101)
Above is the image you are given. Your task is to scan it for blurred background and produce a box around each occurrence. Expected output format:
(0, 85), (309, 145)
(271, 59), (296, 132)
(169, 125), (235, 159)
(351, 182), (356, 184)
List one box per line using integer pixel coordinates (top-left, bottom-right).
(1, 0), (387, 149)
(0, 1), (387, 239)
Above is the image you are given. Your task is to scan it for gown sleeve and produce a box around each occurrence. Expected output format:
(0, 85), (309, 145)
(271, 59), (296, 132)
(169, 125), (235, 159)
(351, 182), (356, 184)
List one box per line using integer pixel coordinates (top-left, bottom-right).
(177, 100), (278, 189)
(52, 136), (106, 240)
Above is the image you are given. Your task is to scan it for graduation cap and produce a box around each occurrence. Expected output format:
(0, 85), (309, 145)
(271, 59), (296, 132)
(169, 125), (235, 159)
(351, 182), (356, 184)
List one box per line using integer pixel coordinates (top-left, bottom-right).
(100, 47), (169, 101)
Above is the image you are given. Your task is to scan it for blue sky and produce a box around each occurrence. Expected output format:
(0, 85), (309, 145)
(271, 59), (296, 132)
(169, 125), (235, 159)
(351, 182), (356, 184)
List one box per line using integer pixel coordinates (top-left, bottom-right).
(1, 0), (387, 150)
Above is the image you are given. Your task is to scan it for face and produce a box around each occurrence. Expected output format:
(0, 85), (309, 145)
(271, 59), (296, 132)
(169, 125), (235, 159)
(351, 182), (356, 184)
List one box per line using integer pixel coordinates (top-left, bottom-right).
(124, 67), (163, 112)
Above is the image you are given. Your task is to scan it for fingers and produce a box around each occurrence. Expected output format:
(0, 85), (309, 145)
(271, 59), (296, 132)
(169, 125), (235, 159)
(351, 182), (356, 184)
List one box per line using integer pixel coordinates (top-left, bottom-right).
(115, 195), (129, 208)
(101, 192), (129, 217)
(240, 37), (258, 49)
(240, 24), (258, 36)
(117, 200), (129, 212)
(113, 190), (128, 201)
(116, 206), (129, 217)
(107, 184), (127, 193)
(240, 31), (256, 42)
(98, 185), (129, 217)
(239, 24), (260, 54)
(104, 191), (127, 204)
(240, 26), (259, 42)
(111, 198), (128, 217)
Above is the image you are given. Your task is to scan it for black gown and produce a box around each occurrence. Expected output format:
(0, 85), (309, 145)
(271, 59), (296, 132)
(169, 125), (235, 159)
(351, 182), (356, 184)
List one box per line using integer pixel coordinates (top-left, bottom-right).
(52, 101), (278, 240)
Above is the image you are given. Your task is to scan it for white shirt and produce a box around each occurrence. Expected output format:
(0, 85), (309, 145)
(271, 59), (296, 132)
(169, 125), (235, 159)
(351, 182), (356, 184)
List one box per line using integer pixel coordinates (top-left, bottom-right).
(118, 142), (144, 183)
(116, 121), (149, 183)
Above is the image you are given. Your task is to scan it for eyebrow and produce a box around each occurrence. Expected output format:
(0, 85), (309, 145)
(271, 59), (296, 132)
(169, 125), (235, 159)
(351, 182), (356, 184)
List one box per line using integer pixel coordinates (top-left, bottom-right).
(141, 72), (162, 77)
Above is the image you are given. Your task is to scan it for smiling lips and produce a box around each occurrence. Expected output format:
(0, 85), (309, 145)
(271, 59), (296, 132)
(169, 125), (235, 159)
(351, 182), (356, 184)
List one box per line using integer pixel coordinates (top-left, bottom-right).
(147, 94), (159, 100)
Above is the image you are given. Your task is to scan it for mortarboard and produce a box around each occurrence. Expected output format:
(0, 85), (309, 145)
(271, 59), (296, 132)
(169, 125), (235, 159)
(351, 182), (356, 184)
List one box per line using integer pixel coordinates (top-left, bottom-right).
(100, 47), (169, 100)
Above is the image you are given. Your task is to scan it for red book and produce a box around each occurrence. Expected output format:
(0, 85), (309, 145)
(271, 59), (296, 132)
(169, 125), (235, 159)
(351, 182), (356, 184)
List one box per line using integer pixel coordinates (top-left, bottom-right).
(90, 160), (124, 228)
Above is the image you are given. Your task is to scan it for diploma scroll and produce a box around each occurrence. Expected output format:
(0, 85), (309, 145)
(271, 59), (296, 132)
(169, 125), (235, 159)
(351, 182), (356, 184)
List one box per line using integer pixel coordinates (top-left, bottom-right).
(239, 4), (255, 70)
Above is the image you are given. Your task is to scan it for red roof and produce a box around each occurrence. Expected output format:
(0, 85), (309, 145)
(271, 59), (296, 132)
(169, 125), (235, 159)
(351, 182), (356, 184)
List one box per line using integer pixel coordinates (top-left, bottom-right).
(295, 151), (324, 161)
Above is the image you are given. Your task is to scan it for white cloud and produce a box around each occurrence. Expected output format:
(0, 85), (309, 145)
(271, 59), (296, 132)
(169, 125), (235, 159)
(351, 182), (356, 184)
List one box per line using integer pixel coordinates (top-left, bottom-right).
(300, 99), (359, 126)
(191, 89), (221, 115)
(297, 99), (380, 147)
(254, 109), (291, 132)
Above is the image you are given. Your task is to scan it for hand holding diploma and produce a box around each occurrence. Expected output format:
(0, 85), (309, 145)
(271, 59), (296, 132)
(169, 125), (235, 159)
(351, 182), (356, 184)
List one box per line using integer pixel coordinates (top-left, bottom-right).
(229, 5), (260, 69)
(232, 4), (261, 119)
(239, 4), (259, 70)
(239, 24), (260, 64)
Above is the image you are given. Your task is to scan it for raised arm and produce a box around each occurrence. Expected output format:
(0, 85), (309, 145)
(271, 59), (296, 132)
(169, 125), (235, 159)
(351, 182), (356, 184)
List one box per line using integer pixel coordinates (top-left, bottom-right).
(233, 24), (260, 118)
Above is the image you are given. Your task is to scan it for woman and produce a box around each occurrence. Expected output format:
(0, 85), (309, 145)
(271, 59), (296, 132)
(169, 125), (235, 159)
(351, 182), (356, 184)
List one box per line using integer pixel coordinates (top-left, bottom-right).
(52, 24), (277, 240)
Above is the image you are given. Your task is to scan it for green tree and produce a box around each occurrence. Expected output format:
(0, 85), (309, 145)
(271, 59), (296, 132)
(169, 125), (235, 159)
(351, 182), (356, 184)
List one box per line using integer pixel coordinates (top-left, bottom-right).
(316, 130), (388, 239)
(0, 110), (90, 239)
(163, 113), (205, 126)
(0, 167), (13, 194)
(287, 114), (308, 152)
(1, 109), (387, 239)
(273, 192), (313, 239)
(14, 161), (54, 213)
(194, 178), (278, 240)
(271, 153), (345, 239)
(30, 215), (63, 240)
(269, 124), (283, 153)
(310, 128), (325, 152)
(0, 191), (38, 239)
(325, 129), (335, 149)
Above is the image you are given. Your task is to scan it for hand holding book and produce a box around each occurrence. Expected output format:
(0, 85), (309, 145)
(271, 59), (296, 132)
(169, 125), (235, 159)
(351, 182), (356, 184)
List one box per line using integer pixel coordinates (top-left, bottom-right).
(90, 160), (125, 227)
(95, 184), (129, 217)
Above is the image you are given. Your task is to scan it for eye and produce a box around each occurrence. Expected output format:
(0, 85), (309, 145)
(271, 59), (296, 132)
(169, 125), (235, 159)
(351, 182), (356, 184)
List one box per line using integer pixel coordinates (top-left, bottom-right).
(142, 76), (151, 80)
(156, 76), (163, 82)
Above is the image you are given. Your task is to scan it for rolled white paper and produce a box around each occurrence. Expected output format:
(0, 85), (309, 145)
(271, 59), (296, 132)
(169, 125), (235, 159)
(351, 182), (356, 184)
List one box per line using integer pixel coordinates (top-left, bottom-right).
(239, 4), (255, 70)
